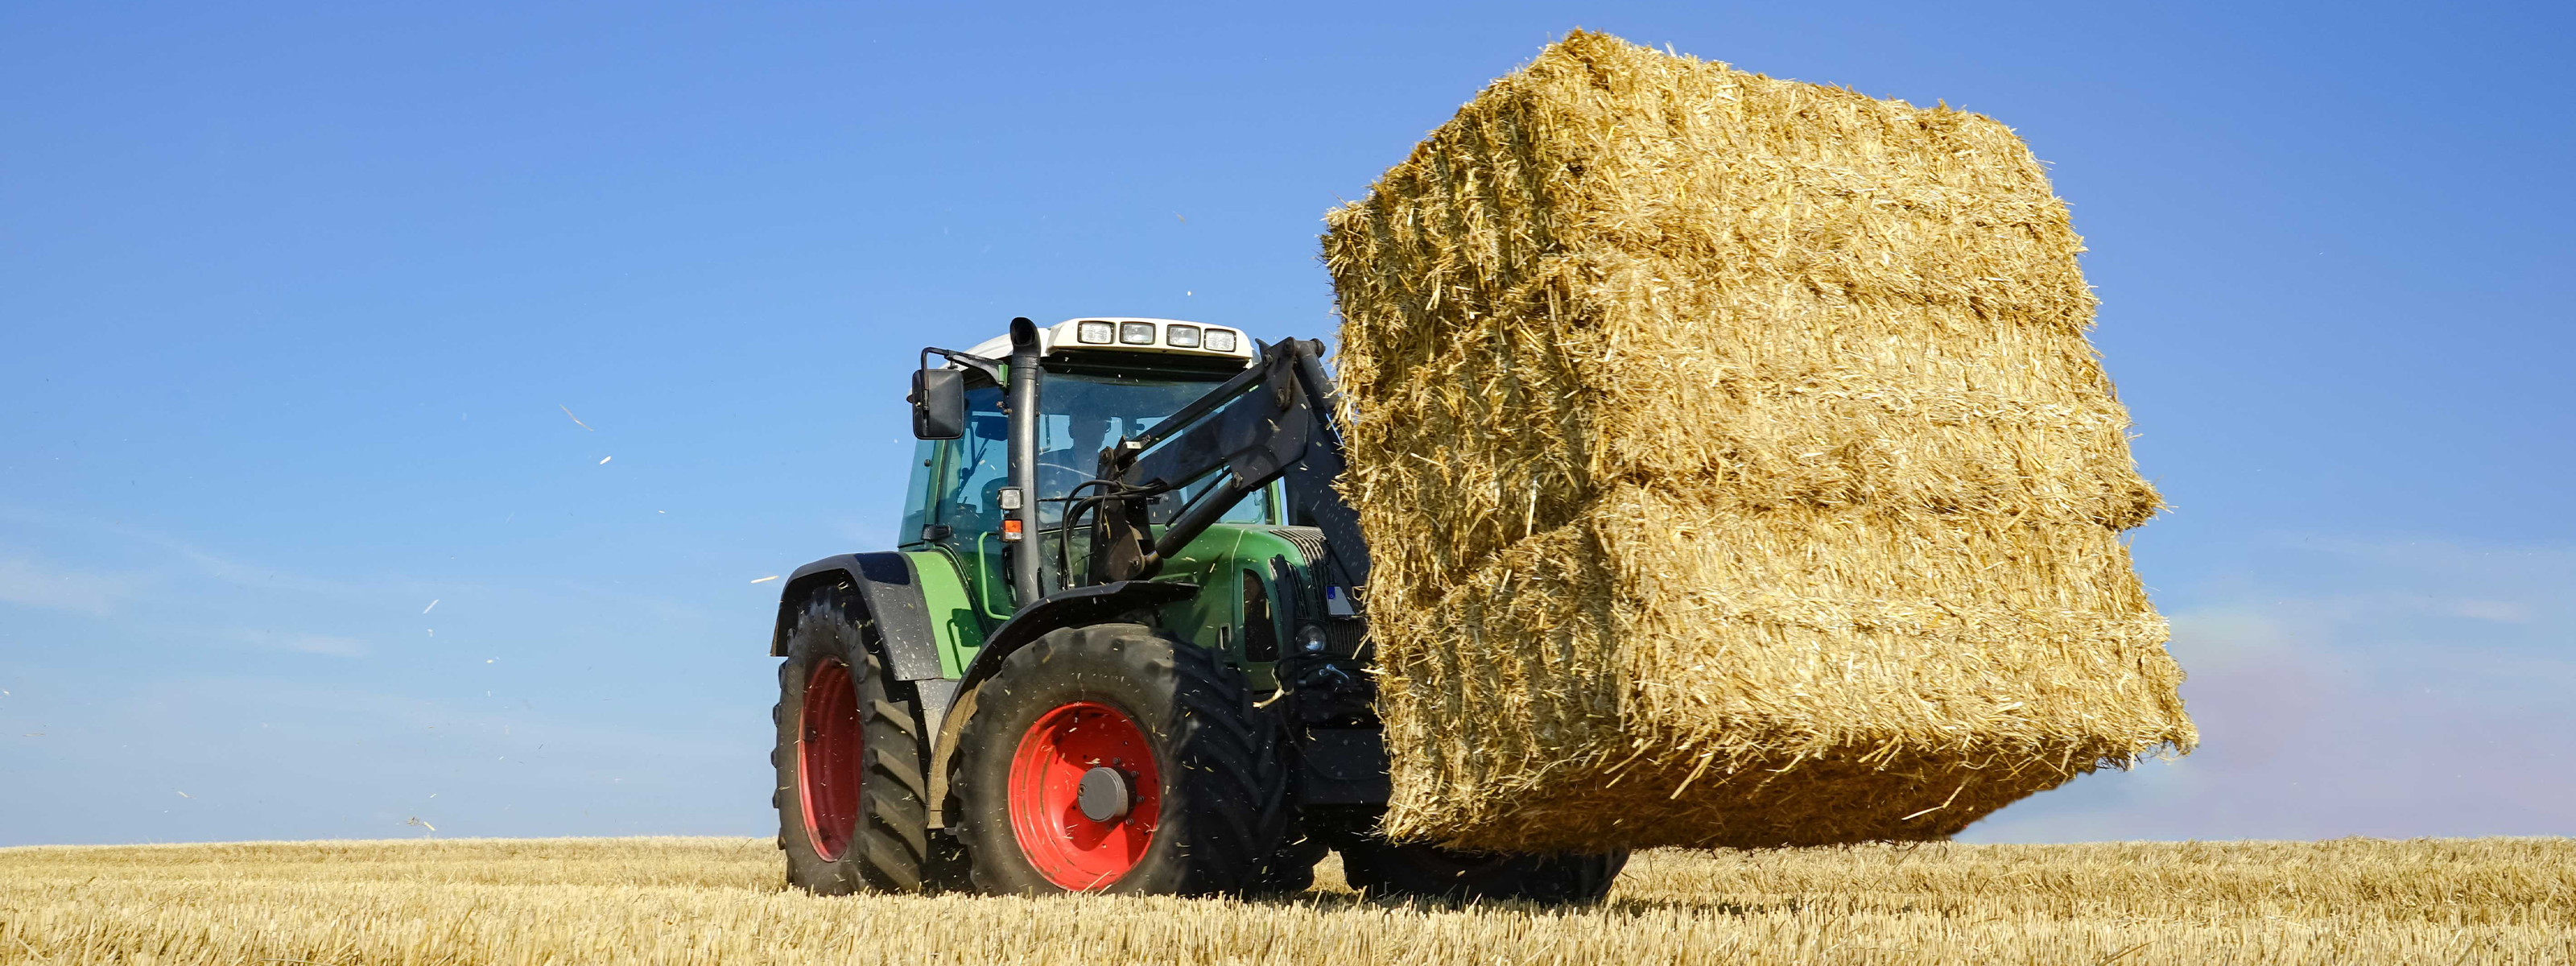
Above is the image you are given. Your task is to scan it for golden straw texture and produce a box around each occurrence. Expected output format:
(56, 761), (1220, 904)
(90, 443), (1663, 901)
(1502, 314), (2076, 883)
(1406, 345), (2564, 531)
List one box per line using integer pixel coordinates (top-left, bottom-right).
(5, 838), (2572, 965)
(1323, 30), (2193, 851)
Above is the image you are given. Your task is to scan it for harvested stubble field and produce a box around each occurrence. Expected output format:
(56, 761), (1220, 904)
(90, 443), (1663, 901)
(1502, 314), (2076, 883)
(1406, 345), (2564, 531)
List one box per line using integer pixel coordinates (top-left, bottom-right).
(2, 837), (2569, 964)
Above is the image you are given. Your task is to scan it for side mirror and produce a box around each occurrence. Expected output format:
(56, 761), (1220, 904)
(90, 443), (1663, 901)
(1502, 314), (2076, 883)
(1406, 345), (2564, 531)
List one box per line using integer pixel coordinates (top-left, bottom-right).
(910, 368), (965, 440)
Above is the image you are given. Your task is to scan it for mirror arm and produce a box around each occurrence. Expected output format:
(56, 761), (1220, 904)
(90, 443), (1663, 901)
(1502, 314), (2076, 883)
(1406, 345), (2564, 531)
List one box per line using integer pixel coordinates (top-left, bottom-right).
(919, 347), (1005, 390)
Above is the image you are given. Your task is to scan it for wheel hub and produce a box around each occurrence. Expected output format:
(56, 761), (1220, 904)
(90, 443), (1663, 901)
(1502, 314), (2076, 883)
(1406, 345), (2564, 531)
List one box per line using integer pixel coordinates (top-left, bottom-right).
(1076, 766), (1132, 821)
(1006, 701), (1161, 890)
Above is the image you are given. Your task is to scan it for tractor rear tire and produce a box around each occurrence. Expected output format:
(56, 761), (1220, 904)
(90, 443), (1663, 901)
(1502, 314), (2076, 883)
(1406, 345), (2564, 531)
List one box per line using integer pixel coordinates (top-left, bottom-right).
(774, 588), (932, 894)
(1335, 837), (1627, 904)
(950, 624), (1289, 895)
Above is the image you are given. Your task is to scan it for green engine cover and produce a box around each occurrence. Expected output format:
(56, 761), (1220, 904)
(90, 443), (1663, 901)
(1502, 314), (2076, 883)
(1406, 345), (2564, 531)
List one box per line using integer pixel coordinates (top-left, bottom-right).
(912, 522), (1319, 690)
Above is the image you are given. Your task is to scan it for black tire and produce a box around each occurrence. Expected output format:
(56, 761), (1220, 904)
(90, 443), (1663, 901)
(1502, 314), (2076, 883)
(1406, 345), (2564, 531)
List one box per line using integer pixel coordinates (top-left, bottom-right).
(774, 588), (931, 894)
(950, 623), (1289, 895)
(1336, 836), (1627, 904)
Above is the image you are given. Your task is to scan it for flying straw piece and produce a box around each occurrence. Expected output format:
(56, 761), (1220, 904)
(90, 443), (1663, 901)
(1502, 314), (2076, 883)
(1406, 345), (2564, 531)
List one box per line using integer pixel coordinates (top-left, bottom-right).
(175, 791), (190, 799)
(423, 599), (439, 614)
(560, 405), (593, 431)
(749, 576), (779, 584)
(598, 456), (612, 464)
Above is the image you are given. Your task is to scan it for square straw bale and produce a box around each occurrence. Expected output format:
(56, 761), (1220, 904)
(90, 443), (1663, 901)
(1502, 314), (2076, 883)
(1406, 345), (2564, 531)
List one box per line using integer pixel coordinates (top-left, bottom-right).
(1323, 30), (2193, 851)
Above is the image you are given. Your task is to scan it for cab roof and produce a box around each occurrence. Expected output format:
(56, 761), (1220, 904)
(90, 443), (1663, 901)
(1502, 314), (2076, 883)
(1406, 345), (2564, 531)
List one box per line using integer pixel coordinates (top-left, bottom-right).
(959, 317), (1255, 365)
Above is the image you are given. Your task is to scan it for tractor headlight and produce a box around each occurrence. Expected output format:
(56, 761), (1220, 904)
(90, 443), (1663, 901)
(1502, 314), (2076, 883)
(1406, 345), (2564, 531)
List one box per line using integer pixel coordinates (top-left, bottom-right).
(1164, 324), (1201, 348)
(1076, 320), (1115, 344)
(1203, 328), (1238, 353)
(1119, 322), (1156, 345)
(1297, 623), (1330, 654)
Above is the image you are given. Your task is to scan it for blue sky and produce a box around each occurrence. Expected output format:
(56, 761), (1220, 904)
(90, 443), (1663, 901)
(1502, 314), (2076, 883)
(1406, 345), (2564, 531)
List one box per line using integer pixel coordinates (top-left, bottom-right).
(2, 2), (2569, 846)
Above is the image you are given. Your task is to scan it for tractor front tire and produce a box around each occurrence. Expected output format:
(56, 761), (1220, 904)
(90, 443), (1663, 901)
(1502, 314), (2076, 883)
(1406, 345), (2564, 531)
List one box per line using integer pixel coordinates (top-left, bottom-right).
(950, 624), (1289, 895)
(774, 589), (932, 894)
(1336, 837), (1627, 904)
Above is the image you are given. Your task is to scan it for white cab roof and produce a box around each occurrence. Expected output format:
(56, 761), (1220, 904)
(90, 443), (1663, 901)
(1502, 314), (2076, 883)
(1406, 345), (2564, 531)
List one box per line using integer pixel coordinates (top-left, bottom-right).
(958, 317), (1255, 365)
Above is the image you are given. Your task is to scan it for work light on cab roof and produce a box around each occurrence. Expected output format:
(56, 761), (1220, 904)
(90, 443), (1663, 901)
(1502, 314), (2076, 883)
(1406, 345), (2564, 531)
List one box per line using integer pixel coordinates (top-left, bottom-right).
(959, 317), (1248, 362)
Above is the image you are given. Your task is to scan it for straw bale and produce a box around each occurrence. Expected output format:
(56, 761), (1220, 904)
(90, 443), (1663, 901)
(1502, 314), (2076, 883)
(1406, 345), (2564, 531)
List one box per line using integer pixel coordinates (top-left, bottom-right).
(1323, 31), (2194, 851)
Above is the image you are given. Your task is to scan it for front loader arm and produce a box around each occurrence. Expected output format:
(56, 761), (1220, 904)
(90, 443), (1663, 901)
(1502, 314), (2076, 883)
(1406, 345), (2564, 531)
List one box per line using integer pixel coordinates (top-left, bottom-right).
(1083, 339), (1372, 592)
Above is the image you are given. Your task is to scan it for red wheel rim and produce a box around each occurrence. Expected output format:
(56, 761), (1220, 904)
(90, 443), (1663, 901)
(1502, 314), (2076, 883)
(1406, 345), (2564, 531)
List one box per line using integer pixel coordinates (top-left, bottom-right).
(1008, 701), (1160, 890)
(798, 658), (863, 861)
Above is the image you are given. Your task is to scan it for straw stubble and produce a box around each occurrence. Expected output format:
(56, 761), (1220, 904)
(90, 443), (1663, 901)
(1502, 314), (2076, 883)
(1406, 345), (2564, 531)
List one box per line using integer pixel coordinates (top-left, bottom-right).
(6, 838), (2568, 965)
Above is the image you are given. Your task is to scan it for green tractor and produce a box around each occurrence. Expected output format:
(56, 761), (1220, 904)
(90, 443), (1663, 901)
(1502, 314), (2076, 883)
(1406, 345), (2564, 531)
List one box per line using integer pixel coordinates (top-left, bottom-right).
(767, 316), (1625, 899)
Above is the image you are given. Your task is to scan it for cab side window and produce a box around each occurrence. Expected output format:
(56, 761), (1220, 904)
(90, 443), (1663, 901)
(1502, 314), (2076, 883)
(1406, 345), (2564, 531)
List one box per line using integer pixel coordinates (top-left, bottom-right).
(898, 439), (937, 545)
(932, 385), (1010, 535)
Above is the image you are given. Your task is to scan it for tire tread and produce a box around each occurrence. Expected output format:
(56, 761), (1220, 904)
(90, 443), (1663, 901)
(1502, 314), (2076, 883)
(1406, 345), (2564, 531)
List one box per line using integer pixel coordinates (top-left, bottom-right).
(775, 588), (935, 894)
(952, 624), (1289, 895)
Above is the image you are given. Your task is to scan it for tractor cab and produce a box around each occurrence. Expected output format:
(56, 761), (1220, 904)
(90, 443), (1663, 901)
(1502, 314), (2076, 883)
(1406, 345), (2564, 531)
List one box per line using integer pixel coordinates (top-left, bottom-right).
(896, 319), (1298, 679)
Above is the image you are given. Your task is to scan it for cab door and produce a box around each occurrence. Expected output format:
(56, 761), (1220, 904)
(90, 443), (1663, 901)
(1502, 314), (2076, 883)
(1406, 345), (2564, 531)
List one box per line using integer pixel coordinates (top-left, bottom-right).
(919, 382), (1019, 630)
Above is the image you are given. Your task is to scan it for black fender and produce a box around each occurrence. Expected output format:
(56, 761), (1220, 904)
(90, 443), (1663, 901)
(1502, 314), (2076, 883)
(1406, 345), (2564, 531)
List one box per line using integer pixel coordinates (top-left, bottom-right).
(922, 578), (1200, 828)
(768, 552), (946, 683)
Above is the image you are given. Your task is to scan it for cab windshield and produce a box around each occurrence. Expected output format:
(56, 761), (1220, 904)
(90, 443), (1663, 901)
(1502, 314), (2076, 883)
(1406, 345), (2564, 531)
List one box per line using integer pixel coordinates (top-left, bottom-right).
(1034, 370), (1269, 526)
(926, 369), (1268, 543)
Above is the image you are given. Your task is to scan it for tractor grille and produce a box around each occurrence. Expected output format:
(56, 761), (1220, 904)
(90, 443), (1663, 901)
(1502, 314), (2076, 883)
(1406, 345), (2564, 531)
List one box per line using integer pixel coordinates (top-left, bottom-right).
(1269, 526), (1327, 565)
(1327, 619), (1368, 656)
